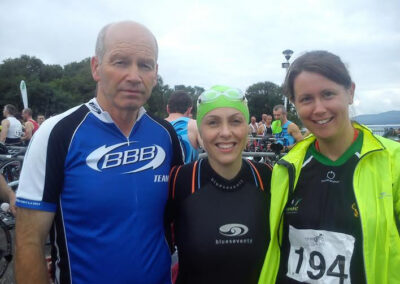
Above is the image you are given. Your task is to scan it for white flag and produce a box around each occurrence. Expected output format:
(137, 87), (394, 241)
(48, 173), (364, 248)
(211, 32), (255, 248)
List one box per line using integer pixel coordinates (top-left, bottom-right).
(20, 80), (28, 109)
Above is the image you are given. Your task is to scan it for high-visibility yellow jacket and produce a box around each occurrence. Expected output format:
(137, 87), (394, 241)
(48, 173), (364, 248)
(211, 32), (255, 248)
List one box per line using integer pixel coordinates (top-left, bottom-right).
(259, 123), (400, 284)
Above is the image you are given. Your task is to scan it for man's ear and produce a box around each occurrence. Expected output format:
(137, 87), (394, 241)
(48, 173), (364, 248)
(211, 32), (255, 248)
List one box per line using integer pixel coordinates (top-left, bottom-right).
(91, 56), (100, 82)
(184, 107), (193, 117)
(152, 63), (158, 87)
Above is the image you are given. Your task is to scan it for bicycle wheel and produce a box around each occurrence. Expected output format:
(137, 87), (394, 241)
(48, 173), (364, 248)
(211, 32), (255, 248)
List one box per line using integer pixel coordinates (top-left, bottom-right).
(0, 219), (12, 278)
(0, 159), (22, 184)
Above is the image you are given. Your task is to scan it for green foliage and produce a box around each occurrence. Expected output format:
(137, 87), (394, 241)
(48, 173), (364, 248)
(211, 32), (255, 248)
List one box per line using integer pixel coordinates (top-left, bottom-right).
(170, 85), (205, 117)
(145, 76), (172, 118)
(0, 55), (96, 117)
(0, 55), (302, 126)
(245, 81), (284, 120)
(246, 81), (302, 127)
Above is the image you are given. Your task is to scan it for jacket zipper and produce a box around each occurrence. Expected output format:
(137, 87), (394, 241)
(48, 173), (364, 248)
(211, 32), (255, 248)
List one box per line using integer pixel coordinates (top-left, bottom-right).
(276, 159), (296, 248)
(352, 148), (383, 284)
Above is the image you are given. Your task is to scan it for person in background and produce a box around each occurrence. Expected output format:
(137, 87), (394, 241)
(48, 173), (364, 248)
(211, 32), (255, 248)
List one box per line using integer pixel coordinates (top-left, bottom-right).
(257, 114), (273, 136)
(169, 85), (272, 283)
(21, 108), (39, 145)
(248, 115), (258, 136)
(0, 104), (23, 145)
(259, 50), (400, 283)
(272, 104), (303, 150)
(36, 114), (46, 126)
(165, 90), (202, 164)
(15, 21), (182, 284)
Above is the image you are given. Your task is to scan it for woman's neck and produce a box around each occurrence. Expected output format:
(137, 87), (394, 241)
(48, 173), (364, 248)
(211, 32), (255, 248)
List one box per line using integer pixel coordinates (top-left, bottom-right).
(208, 158), (243, 180)
(316, 123), (355, 161)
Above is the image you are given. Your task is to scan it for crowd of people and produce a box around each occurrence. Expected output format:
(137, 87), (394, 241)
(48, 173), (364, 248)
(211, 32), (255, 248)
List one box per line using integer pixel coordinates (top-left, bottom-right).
(0, 20), (398, 284)
(0, 104), (45, 146)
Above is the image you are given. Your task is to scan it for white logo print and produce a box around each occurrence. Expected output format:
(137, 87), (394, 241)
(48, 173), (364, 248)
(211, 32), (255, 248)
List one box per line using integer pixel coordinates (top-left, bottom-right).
(86, 142), (166, 173)
(326, 171), (335, 180)
(219, 224), (249, 237)
(321, 170), (340, 184)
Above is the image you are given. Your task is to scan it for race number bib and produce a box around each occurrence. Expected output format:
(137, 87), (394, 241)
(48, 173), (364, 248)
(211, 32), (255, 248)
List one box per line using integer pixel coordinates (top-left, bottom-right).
(287, 225), (355, 284)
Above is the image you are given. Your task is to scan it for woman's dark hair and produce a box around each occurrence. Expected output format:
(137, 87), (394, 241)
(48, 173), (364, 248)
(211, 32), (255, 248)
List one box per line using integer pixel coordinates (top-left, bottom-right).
(283, 50), (352, 102)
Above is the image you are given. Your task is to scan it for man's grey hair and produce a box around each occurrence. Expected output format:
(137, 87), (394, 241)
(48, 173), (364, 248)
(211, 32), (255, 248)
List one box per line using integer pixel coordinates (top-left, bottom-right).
(94, 21), (159, 64)
(22, 108), (33, 116)
(95, 23), (111, 64)
(273, 104), (287, 114)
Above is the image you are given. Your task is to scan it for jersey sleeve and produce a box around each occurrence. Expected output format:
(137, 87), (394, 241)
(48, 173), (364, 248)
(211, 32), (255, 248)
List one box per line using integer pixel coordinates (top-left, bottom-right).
(148, 114), (183, 167)
(16, 105), (87, 212)
(16, 119), (64, 211)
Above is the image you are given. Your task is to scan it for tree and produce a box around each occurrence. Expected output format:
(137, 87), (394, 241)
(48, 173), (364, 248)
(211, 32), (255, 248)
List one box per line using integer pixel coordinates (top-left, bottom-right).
(145, 76), (172, 118)
(246, 81), (302, 127)
(172, 85), (205, 117)
(246, 81), (284, 120)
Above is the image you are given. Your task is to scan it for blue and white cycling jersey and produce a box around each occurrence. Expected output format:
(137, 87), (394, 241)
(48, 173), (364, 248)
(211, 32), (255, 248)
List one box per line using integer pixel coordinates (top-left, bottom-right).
(16, 98), (182, 284)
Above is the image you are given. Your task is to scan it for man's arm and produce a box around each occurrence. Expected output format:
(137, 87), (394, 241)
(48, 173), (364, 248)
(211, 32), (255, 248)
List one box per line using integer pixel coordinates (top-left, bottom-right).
(289, 123), (303, 143)
(15, 208), (55, 284)
(0, 119), (9, 143)
(0, 175), (16, 215)
(257, 124), (265, 135)
(188, 119), (203, 149)
(22, 121), (34, 141)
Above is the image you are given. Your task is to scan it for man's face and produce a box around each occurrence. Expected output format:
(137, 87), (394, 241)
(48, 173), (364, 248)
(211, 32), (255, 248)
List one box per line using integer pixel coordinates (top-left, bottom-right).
(91, 23), (158, 113)
(22, 111), (28, 121)
(273, 109), (284, 122)
(262, 114), (267, 122)
(37, 115), (45, 125)
(251, 117), (256, 124)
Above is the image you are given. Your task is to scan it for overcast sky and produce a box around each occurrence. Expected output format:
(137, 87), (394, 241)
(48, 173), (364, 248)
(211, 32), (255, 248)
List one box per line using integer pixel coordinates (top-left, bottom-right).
(1, 0), (399, 115)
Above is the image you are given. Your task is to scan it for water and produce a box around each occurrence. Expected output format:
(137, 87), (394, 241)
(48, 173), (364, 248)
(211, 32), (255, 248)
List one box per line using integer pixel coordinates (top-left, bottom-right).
(366, 124), (400, 136)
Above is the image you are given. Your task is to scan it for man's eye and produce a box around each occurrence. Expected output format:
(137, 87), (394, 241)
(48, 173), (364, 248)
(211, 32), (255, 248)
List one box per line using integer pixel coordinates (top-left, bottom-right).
(114, 60), (126, 66)
(140, 63), (153, 70)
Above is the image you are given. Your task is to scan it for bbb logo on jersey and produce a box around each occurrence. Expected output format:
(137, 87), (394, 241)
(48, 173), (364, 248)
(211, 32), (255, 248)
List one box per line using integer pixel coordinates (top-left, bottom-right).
(86, 141), (166, 173)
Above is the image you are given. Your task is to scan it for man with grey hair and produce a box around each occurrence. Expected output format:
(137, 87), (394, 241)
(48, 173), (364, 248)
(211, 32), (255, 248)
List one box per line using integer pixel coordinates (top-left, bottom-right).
(273, 104), (303, 150)
(16, 21), (182, 284)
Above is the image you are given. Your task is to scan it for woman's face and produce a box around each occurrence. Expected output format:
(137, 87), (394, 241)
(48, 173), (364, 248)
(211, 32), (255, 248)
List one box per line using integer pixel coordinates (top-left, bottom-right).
(293, 71), (354, 142)
(200, 107), (248, 172)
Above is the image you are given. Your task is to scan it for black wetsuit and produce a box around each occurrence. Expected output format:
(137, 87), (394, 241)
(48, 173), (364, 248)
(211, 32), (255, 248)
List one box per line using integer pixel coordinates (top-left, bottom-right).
(169, 158), (272, 284)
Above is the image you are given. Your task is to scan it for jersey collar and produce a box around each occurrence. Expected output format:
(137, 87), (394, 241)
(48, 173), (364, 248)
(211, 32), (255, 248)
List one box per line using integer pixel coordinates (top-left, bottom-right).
(86, 98), (146, 124)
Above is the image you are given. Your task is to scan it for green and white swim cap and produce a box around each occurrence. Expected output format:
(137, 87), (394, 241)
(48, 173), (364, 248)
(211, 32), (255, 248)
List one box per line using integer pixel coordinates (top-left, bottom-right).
(196, 85), (249, 128)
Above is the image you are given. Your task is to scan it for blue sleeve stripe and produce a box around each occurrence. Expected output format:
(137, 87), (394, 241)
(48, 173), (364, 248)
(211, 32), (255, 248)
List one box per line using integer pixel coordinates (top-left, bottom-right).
(16, 198), (57, 212)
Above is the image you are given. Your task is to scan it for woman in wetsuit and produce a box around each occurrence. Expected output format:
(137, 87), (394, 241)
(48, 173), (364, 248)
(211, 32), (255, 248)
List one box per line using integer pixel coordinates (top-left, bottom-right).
(259, 51), (400, 284)
(169, 85), (272, 284)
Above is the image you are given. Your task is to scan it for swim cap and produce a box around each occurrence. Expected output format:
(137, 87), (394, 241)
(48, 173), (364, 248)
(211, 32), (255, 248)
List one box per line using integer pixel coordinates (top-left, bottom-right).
(196, 85), (249, 128)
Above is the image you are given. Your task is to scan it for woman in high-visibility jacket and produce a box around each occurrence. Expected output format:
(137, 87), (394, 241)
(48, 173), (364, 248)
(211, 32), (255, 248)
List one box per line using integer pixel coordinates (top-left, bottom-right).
(259, 50), (400, 284)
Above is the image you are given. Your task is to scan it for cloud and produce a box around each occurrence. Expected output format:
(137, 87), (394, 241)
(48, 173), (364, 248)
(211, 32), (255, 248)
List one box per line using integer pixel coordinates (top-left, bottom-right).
(1, 0), (399, 115)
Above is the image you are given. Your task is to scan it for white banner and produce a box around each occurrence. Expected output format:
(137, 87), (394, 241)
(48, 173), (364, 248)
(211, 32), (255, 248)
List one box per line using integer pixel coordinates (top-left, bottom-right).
(20, 80), (28, 109)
